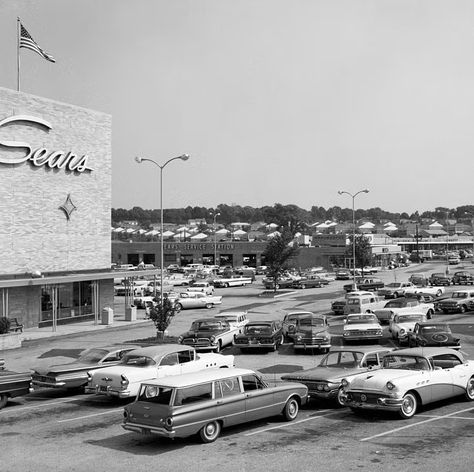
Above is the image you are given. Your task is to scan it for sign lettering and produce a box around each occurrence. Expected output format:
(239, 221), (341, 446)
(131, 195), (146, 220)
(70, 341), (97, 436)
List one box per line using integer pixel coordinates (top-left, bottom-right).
(0, 115), (94, 173)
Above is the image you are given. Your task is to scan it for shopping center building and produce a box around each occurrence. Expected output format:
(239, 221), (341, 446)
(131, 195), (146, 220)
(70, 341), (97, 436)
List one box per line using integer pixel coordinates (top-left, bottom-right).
(0, 86), (143, 328)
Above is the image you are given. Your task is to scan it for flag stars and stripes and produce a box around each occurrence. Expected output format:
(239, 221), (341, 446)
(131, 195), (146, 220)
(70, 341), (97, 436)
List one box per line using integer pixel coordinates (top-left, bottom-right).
(19, 23), (56, 63)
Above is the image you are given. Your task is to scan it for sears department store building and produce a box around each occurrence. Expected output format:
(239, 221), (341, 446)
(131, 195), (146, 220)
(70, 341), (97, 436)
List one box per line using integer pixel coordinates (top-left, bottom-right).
(0, 87), (139, 329)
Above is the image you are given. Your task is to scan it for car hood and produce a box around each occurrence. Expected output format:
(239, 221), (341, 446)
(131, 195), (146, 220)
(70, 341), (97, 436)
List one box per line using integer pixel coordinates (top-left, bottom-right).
(348, 369), (424, 391)
(419, 331), (458, 344)
(181, 330), (224, 337)
(344, 323), (381, 331)
(282, 366), (364, 383)
(34, 362), (95, 376)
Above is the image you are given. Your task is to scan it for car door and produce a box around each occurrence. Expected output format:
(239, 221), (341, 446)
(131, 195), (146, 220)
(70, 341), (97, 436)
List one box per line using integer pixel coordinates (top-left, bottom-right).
(213, 376), (246, 427)
(242, 374), (275, 421)
(430, 354), (459, 401)
(177, 349), (198, 375)
(157, 352), (181, 378)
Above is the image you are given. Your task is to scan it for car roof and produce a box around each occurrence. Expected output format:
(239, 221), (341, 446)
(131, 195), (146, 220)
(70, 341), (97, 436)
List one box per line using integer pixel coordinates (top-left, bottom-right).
(247, 320), (276, 325)
(416, 321), (449, 326)
(390, 347), (461, 357)
(328, 346), (392, 353)
(142, 368), (256, 388)
(127, 345), (194, 358)
(215, 311), (247, 317)
(286, 310), (314, 316)
(193, 318), (227, 323)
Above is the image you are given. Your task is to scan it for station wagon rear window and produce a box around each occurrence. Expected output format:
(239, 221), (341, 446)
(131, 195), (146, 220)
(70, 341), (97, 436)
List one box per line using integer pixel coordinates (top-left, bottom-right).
(174, 383), (213, 405)
(191, 321), (225, 331)
(346, 315), (377, 324)
(244, 324), (272, 334)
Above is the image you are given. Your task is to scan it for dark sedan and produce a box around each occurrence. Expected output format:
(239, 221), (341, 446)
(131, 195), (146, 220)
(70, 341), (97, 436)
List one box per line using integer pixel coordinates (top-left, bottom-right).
(407, 322), (461, 349)
(31, 345), (139, 390)
(291, 277), (324, 289)
(0, 360), (32, 409)
(234, 321), (283, 351)
(344, 277), (384, 292)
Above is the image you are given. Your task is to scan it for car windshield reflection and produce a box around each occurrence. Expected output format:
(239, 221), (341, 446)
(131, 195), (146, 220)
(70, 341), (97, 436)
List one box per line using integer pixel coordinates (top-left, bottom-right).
(383, 354), (429, 370)
(77, 349), (109, 363)
(121, 355), (156, 367)
(245, 325), (272, 335)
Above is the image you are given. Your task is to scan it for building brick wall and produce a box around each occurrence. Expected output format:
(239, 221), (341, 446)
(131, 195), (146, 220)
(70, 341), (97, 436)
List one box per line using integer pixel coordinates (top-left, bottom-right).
(0, 87), (111, 275)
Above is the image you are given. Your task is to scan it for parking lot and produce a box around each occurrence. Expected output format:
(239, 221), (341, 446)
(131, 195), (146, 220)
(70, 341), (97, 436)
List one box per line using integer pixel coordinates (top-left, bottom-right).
(2, 262), (474, 471)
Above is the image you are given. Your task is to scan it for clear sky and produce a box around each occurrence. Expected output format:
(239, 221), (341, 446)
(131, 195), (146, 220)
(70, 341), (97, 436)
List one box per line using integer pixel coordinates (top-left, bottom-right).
(1, 0), (473, 214)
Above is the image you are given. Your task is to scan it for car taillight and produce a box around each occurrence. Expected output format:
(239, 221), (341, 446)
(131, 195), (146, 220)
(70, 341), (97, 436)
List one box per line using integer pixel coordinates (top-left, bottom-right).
(164, 417), (173, 430)
(121, 375), (129, 387)
(87, 372), (92, 383)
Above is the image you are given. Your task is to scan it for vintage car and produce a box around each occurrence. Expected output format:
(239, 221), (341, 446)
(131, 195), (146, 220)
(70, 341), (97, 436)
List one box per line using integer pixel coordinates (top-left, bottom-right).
(407, 322), (461, 349)
(408, 273), (429, 287)
(178, 318), (241, 352)
(234, 320), (283, 351)
(330, 291), (375, 315)
(373, 296), (434, 324)
(344, 292), (387, 315)
(341, 348), (474, 419)
(281, 347), (392, 406)
(187, 282), (215, 295)
(377, 282), (416, 299)
(428, 272), (452, 286)
(335, 269), (351, 280)
(452, 271), (474, 285)
(213, 311), (249, 333)
(388, 312), (428, 345)
(343, 277), (384, 293)
(32, 345), (140, 390)
(174, 292), (222, 311)
(212, 275), (253, 288)
(282, 310), (315, 338)
(262, 276), (295, 290)
(286, 314), (331, 353)
(403, 285), (445, 298)
(122, 368), (308, 443)
(291, 276), (324, 289)
(436, 290), (474, 313)
(0, 361), (32, 409)
(86, 345), (234, 399)
(342, 314), (383, 343)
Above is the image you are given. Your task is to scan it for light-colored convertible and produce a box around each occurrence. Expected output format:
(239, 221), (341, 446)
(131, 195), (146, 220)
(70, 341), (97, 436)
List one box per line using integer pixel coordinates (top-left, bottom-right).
(174, 292), (222, 311)
(342, 347), (474, 418)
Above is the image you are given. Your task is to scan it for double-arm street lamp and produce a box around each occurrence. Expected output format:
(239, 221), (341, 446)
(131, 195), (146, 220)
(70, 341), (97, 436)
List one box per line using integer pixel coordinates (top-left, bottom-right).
(210, 211), (221, 266)
(338, 189), (370, 289)
(135, 154), (190, 307)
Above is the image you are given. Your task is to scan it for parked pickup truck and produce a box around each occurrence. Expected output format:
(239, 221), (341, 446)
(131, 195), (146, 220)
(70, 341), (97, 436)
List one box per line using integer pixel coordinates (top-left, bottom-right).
(0, 360), (32, 409)
(178, 318), (240, 352)
(213, 275), (254, 288)
(343, 277), (384, 293)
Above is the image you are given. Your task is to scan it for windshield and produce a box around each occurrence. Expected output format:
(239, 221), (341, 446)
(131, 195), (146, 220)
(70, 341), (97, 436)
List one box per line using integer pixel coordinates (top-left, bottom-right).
(452, 293), (468, 299)
(191, 321), (224, 331)
(384, 300), (406, 308)
(346, 315), (377, 325)
(397, 314), (424, 323)
(320, 351), (363, 368)
(77, 349), (109, 363)
(299, 318), (325, 327)
(121, 355), (156, 367)
(383, 354), (430, 370)
(420, 325), (451, 334)
(386, 283), (401, 288)
(245, 324), (272, 335)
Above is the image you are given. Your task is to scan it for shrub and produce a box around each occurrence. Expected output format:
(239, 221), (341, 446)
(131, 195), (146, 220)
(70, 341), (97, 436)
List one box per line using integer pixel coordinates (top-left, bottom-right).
(0, 317), (11, 334)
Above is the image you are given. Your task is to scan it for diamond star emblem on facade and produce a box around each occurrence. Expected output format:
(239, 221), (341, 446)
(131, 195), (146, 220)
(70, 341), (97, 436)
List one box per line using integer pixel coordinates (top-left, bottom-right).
(59, 193), (77, 220)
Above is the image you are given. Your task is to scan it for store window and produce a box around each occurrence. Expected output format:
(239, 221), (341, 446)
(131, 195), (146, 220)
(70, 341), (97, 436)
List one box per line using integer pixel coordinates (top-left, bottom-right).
(219, 254), (233, 266)
(40, 282), (93, 323)
(242, 254), (257, 268)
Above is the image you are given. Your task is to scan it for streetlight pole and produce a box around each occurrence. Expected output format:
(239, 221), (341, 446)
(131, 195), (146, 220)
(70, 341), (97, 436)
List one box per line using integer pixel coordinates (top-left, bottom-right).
(211, 211), (221, 266)
(338, 189), (369, 290)
(135, 154), (189, 308)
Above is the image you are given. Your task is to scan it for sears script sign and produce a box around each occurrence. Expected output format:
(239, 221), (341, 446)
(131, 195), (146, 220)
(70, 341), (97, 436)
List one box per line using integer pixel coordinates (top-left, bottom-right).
(0, 115), (94, 173)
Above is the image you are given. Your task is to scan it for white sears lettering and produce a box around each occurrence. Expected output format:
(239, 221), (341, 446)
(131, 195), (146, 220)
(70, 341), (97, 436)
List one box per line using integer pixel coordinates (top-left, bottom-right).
(0, 115), (94, 173)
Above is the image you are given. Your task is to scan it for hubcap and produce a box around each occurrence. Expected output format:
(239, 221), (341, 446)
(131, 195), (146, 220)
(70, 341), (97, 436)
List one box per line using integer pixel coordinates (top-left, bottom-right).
(288, 402), (297, 416)
(206, 423), (216, 436)
(403, 396), (414, 414)
(468, 380), (474, 398)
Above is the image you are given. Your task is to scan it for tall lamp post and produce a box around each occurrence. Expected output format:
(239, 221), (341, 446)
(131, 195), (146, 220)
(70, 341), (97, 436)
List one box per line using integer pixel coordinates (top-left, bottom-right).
(211, 211), (221, 266)
(135, 154), (190, 307)
(338, 189), (369, 289)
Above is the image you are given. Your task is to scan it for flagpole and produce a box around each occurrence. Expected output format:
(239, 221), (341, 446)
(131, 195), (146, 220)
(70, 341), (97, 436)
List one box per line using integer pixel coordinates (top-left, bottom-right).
(17, 17), (21, 92)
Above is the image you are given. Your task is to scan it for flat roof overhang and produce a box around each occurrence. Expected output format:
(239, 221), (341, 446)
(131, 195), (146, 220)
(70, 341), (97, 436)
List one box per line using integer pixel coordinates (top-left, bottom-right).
(0, 269), (164, 289)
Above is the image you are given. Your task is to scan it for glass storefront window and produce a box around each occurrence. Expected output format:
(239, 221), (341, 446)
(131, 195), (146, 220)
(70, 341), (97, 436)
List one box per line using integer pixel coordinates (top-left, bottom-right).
(40, 282), (93, 322)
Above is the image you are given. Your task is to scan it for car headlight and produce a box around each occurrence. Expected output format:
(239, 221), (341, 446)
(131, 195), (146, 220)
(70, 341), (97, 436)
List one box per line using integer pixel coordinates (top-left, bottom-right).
(87, 372), (92, 383)
(341, 378), (349, 388)
(399, 328), (405, 335)
(386, 381), (396, 390)
(210, 336), (216, 343)
(120, 375), (129, 387)
(296, 336), (302, 342)
(178, 336), (183, 343)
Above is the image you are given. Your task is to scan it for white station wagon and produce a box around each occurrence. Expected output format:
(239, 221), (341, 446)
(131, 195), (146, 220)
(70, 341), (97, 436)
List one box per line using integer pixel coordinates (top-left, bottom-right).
(85, 345), (234, 399)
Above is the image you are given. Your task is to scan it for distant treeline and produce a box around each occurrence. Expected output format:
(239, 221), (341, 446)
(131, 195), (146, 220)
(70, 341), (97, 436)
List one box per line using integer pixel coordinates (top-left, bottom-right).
(112, 204), (474, 228)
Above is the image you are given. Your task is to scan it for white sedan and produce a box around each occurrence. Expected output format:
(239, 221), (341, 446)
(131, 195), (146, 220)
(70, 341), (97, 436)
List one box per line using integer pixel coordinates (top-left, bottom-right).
(404, 286), (445, 297)
(174, 292), (222, 311)
(85, 345), (234, 398)
(342, 348), (474, 418)
(343, 314), (383, 343)
(388, 312), (428, 345)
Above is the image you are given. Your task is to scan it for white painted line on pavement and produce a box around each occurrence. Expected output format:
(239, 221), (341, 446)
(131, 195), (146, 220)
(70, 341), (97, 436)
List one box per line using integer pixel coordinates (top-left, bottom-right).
(57, 408), (123, 423)
(244, 411), (341, 436)
(360, 405), (474, 442)
(418, 414), (474, 420)
(0, 398), (79, 414)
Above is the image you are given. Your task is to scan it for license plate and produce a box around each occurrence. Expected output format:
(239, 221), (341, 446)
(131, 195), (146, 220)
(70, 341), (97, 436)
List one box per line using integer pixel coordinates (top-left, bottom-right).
(99, 385), (108, 392)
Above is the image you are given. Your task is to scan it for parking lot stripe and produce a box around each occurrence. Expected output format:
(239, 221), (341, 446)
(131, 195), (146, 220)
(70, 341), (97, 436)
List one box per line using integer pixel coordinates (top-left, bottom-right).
(0, 398), (79, 414)
(418, 414), (474, 420)
(360, 405), (474, 442)
(57, 408), (123, 423)
(244, 411), (341, 436)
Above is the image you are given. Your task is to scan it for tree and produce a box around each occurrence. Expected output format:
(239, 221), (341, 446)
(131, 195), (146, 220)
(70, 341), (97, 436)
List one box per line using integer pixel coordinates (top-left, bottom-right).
(262, 230), (300, 291)
(346, 234), (372, 272)
(147, 296), (176, 340)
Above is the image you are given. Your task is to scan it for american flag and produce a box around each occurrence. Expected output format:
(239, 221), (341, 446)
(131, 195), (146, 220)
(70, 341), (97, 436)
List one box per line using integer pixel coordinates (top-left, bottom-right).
(20, 23), (55, 63)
